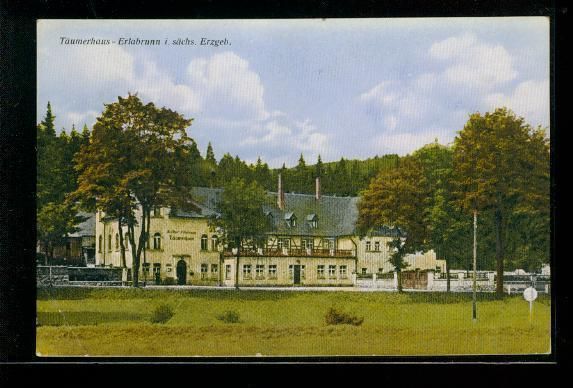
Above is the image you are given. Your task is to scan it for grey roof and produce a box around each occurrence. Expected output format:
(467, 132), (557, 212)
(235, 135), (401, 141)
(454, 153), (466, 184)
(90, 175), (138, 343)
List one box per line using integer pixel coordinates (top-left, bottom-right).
(68, 212), (96, 237)
(263, 192), (359, 237)
(167, 187), (399, 238)
(169, 187), (222, 218)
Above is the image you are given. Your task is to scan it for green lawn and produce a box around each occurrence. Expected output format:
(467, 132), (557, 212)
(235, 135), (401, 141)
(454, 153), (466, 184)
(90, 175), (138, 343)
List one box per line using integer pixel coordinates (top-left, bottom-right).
(36, 287), (551, 356)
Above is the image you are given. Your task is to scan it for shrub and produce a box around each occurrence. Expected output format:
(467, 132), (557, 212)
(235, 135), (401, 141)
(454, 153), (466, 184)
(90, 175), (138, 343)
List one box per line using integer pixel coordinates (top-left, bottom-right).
(150, 304), (174, 324)
(162, 277), (176, 285)
(217, 310), (241, 323)
(325, 307), (364, 326)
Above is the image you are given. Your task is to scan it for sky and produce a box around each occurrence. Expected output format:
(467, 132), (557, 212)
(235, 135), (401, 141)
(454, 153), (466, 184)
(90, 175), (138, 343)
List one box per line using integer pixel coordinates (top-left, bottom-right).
(37, 18), (550, 168)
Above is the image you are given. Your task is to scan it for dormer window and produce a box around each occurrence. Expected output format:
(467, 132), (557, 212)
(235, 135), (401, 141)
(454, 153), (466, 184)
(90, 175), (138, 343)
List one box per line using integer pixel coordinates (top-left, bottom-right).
(306, 214), (318, 228)
(284, 212), (297, 227)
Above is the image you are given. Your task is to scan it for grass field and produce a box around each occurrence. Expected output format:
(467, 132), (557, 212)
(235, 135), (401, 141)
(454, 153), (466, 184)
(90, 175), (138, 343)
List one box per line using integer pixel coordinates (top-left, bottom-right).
(36, 287), (552, 356)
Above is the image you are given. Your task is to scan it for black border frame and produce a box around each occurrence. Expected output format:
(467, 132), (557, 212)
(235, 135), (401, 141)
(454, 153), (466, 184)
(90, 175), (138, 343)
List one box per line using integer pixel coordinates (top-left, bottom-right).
(0, 0), (568, 381)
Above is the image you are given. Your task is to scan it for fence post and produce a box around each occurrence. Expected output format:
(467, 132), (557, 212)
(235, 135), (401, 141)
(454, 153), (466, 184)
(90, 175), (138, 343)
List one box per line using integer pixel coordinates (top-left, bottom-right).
(372, 272), (377, 288)
(427, 271), (434, 291)
(393, 271), (398, 290)
(352, 272), (357, 286)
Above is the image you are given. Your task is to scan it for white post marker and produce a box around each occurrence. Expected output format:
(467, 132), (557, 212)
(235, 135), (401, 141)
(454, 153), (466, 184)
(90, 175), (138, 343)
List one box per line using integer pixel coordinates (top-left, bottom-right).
(523, 286), (538, 324)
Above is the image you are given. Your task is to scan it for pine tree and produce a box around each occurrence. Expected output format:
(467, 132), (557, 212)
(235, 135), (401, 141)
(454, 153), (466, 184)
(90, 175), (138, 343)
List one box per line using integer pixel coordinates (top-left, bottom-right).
(206, 142), (217, 165)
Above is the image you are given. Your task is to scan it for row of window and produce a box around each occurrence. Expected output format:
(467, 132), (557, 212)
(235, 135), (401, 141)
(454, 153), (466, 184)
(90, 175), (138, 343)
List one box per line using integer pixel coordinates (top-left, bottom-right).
(276, 238), (335, 250)
(365, 241), (382, 252)
(97, 233), (219, 253)
(229, 264), (348, 280)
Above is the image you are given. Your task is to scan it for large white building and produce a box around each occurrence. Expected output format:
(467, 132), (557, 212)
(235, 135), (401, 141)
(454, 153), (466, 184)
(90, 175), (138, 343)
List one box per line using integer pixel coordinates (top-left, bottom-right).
(96, 176), (445, 286)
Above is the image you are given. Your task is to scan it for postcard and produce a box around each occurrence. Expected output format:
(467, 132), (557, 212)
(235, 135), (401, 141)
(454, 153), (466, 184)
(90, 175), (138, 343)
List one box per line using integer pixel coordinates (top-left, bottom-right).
(36, 18), (551, 357)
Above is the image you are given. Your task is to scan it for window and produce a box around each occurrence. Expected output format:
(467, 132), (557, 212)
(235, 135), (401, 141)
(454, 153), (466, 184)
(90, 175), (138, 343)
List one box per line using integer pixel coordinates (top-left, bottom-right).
(242, 264), (252, 279)
(142, 263), (150, 274)
(153, 263), (161, 274)
(166, 263), (172, 273)
(362, 268), (367, 275)
(98, 235), (102, 253)
(115, 233), (119, 250)
(211, 235), (218, 251)
(277, 238), (291, 250)
(211, 264), (218, 275)
(301, 265), (306, 279)
(317, 265), (325, 279)
(365, 241), (371, 251)
(323, 239), (335, 250)
(153, 233), (161, 250)
(339, 265), (347, 279)
(302, 239), (314, 250)
(201, 235), (208, 251)
(268, 265), (277, 279)
(328, 265), (336, 278)
(201, 263), (208, 279)
(288, 265), (294, 279)
(307, 214), (318, 228)
(225, 264), (232, 280)
(107, 235), (112, 252)
(374, 241), (380, 251)
(153, 207), (161, 217)
(378, 268), (384, 274)
(285, 213), (297, 227)
(256, 264), (265, 279)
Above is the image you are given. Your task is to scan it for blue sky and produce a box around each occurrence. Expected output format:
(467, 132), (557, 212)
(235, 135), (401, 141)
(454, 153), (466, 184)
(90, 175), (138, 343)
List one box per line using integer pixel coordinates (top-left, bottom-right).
(37, 18), (549, 167)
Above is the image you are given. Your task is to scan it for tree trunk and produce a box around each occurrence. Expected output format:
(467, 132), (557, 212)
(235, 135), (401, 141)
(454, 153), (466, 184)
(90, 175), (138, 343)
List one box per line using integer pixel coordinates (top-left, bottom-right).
(44, 242), (49, 266)
(132, 209), (147, 288)
(397, 268), (403, 292)
(495, 209), (504, 297)
(446, 260), (451, 292)
(128, 223), (137, 286)
(118, 216), (127, 268)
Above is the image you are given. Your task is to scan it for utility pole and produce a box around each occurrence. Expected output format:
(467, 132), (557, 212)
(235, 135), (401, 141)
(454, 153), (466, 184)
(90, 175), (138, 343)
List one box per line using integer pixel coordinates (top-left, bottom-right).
(472, 209), (478, 322)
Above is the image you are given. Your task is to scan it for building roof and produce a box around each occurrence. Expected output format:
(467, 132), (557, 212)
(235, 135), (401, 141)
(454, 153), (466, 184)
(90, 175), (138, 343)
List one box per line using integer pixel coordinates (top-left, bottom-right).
(68, 212), (96, 237)
(168, 187), (223, 218)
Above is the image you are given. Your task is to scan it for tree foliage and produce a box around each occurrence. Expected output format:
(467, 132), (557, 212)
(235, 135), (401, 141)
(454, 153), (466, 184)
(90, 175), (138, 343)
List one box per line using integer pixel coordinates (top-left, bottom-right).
(357, 156), (430, 291)
(451, 108), (550, 295)
(73, 94), (197, 286)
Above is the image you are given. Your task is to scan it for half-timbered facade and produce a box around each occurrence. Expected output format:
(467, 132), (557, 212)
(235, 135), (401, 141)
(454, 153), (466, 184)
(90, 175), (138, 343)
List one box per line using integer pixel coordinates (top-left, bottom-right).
(95, 177), (445, 286)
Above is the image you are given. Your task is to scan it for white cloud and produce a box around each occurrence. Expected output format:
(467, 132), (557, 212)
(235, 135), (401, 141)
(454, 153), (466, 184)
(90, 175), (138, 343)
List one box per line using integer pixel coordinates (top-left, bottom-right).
(484, 79), (550, 127)
(186, 51), (269, 120)
(358, 32), (547, 155)
(430, 32), (517, 90)
(135, 60), (202, 114)
(372, 128), (454, 156)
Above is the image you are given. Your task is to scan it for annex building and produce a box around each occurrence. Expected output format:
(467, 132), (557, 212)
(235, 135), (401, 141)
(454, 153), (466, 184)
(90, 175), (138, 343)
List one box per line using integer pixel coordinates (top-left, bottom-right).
(95, 176), (445, 286)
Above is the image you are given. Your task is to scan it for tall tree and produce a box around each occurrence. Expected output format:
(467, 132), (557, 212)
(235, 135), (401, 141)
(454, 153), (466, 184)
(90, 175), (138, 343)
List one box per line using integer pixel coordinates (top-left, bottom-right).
(357, 156), (430, 291)
(452, 108), (550, 296)
(412, 142), (471, 291)
(205, 142), (217, 165)
(210, 178), (269, 290)
(74, 94), (197, 286)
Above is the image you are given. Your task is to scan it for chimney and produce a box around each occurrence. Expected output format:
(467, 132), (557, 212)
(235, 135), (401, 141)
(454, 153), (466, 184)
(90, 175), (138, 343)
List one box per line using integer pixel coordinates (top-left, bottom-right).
(277, 173), (285, 210)
(315, 176), (321, 200)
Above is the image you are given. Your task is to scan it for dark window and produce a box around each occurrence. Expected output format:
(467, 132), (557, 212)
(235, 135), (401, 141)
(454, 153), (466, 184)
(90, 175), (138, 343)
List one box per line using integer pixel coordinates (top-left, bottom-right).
(153, 233), (161, 250)
(201, 235), (208, 251)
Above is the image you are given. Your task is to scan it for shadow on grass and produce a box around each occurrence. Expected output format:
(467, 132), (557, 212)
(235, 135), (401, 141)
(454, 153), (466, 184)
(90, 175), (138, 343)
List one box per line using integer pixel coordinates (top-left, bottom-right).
(37, 311), (148, 326)
(37, 287), (297, 302)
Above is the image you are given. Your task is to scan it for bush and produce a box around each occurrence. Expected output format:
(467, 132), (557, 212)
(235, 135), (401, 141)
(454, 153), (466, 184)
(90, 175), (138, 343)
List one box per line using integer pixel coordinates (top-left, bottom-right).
(150, 304), (174, 324)
(162, 277), (176, 285)
(217, 310), (241, 324)
(325, 307), (364, 326)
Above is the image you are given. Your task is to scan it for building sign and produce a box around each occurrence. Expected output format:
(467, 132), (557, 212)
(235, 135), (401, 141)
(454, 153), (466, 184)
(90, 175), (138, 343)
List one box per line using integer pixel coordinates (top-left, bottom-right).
(168, 230), (196, 241)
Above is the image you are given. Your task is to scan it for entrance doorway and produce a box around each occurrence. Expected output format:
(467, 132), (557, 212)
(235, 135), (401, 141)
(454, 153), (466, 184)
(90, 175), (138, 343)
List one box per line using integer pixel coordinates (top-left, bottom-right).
(176, 259), (187, 285)
(293, 265), (301, 285)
